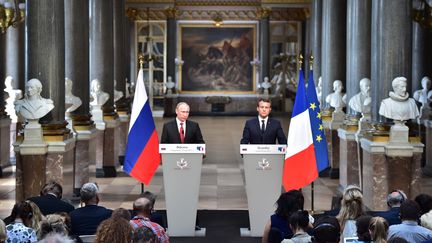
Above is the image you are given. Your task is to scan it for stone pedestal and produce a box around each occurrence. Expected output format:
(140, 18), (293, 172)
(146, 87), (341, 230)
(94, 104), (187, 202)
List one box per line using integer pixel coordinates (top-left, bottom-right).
(117, 112), (129, 166)
(0, 118), (11, 176)
(424, 120), (432, 176)
(94, 129), (105, 177)
(91, 105), (106, 130)
(338, 127), (360, 189)
(323, 111), (345, 179)
(360, 138), (423, 210)
(100, 118), (120, 177)
(73, 127), (97, 196)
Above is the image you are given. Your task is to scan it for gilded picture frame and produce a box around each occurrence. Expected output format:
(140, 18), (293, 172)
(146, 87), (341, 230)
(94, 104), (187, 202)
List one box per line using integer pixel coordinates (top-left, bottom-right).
(178, 23), (257, 94)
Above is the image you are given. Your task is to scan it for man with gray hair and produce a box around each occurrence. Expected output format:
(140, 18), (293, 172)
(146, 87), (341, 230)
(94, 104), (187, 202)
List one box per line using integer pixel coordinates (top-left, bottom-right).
(69, 182), (112, 236)
(372, 190), (407, 226)
(130, 197), (169, 243)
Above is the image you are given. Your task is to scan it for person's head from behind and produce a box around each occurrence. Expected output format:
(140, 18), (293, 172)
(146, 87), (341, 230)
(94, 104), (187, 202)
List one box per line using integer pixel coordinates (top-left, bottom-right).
(369, 217), (388, 243)
(112, 208), (132, 220)
(9, 201), (33, 227)
(38, 214), (69, 239)
(94, 218), (132, 243)
(288, 189), (305, 210)
(37, 233), (74, 243)
(275, 191), (301, 219)
(0, 219), (6, 243)
(133, 226), (156, 243)
(338, 185), (363, 224)
(387, 190), (406, 208)
(133, 197), (152, 217)
(414, 193), (432, 215)
(400, 200), (420, 221)
(142, 191), (157, 212)
(175, 102), (190, 122)
(289, 210), (310, 233)
(41, 181), (63, 199)
(356, 215), (372, 242)
(26, 200), (44, 231)
(387, 237), (409, 243)
(80, 182), (99, 205)
(257, 98), (272, 119)
(312, 216), (340, 243)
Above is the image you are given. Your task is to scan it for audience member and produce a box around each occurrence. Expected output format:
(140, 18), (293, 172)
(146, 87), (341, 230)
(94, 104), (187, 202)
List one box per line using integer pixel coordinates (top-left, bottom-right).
(0, 219), (6, 243)
(369, 217), (388, 243)
(312, 216), (340, 243)
(5, 201), (38, 242)
(142, 191), (166, 229)
(94, 218), (132, 243)
(388, 200), (432, 242)
(130, 197), (169, 243)
(356, 215), (373, 242)
(38, 214), (70, 239)
(69, 182), (112, 236)
(27, 181), (74, 215)
(56, 212), (83, 243)
(112, 208), (132, 221)
(132, 226), (156, 243)
(26, 200), (44, 233)
(262, 190), (303, 243)
(372, 190), (406, 226)
(387, 237), (408, 243)
(37, 233), (75, 243)
(281, 210), (312, 243)
(415, 194), (432, 230)
(337, 185), (364, 240)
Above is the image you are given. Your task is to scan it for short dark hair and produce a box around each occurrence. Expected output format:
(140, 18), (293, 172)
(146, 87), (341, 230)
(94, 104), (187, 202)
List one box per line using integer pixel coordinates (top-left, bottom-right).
(313, 216), (340, 243)
(41, 181), (63, 198)
(257, 98), (271, 107)
(275, 191), (302, 219)
(387, 237), (409, 243)
(289, 210), (309, 231)
(414, 193), (432, 215)
(356, 215), (372, 241)
(112, 208), (132, 221)
(400, 200), (420, 221)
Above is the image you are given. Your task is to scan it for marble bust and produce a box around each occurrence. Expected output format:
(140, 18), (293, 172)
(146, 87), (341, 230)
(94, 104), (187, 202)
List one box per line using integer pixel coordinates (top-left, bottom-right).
(90, 79), (109, 106)
(413, 76), (431, 107)
(262, 77), (271, 95)
(316, 76), (322, 105)
(114, 80), (124, 102)
(166, 76), (175, 95)
(14, 78), (54, 120)
(4, 76), (23, 122)
(325, 80), (347, 112)
(379, 77), (419, 121)
(349, 78), (372, 114)
(65, 78), (82, 113)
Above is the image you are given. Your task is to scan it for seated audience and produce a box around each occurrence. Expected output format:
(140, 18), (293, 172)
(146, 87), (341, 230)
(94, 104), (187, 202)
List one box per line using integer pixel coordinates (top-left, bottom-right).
(5, 201), (38, 242)
(133, 226), (156, 243)
(356, 215), (373, 243)
(142, 191), (166, 229)
(130, 197), (169, 243)
(26, 200), (44, 233)
(38, 214), (71, 239)
(94, 218), (132, 243)
(37, 233), (75, 243)
(281, 210), (312, 243)
(0, 219), (6, 243)
(111, 208), (132, 221)
(369, 217), (388, 243)
(388, 200), (432, 242)
(262, 190), (303, 243)
(415, 193), (432, 230)
(27, 181), (74, 215)
(337, 185), (364, 240)
(372, 190), (406, 226)
(312, 216), (341, 243)
(69, 182), (112, 236)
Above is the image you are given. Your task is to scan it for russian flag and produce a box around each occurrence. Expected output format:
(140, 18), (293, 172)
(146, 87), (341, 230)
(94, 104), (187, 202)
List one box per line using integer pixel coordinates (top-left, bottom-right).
(283, 70), (318, 191)
(124, 68), (161, 185)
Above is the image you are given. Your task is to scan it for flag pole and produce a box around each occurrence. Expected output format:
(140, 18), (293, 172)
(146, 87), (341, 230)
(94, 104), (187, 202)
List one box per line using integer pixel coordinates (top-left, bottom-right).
(138, 53), (145, 195)
(309, 54), (315, 213)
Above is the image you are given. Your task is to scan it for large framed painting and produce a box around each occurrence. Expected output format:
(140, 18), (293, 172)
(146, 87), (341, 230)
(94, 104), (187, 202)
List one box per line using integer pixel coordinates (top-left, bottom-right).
(178, 23), (257, 93)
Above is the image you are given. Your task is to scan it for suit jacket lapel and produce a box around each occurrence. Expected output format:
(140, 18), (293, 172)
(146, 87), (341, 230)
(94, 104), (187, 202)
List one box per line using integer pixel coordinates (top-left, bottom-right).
(172, 119), (181, 143)
(255, 118), (263, 137)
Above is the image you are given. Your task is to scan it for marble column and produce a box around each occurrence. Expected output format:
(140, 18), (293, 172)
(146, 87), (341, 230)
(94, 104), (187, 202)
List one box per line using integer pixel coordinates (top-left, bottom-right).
(127, 16), (137, 88)
(371, 0), (412, 121)
(321, 0), (347, 100)
(90, 0), (119, 177)
(424, 121), (432, 176)
(310, 0), (322, 81)
(65, 0), (95, 195)
(166, 8), (177, 84)
(18, 0), (75, 199)
(0, 33), (10, 177)
(259, 9), (270, 83)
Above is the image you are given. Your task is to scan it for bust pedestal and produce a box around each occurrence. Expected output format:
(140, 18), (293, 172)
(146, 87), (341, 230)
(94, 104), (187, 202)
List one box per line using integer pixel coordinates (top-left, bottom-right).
(338, 124), (360, 191)
(360, 136), (423, 210)
(116, 111), (130, 166)
(323, 111), (345, 179)
(0, 117), (11, 177)
(100, 116), (120, 177)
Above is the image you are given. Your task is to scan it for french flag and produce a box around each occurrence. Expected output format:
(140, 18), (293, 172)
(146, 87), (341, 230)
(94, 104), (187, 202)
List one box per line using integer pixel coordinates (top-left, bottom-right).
(283, 70), (318, 191)
(124, 68), (161, 185)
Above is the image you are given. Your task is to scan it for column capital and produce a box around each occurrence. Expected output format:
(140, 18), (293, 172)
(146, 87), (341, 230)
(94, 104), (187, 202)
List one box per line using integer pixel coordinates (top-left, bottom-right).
(164, 7), (178, 19)
(126, 8), (138, 21)
(256, 7), (272, 19)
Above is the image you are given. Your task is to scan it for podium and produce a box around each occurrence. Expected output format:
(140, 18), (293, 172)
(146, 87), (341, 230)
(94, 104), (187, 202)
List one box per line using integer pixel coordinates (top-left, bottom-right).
(240, 144), (286, 237)
(159, 144), (206, 237)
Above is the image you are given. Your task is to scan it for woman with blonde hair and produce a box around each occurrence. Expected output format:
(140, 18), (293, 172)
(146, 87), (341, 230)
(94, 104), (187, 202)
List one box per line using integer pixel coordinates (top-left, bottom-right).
(26, 200), (45, 233)
(0, 219), (6, 243)
(369, 217), (389, 243)
(336, 185), (364, 240)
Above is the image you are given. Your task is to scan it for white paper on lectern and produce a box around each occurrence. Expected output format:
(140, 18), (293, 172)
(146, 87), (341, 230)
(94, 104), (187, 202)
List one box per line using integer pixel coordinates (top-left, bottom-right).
(240, 144), (286, 154)
(159, 144), (206, 154)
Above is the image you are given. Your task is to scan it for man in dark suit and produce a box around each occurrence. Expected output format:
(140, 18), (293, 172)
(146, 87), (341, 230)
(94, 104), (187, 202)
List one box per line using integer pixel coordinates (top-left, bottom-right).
(161, 102), (205, 144)
(371, 189), (406, 226)
(240, 98), (287, 144)
(27, 181), (74, 215)
(69, 182), (112, 236)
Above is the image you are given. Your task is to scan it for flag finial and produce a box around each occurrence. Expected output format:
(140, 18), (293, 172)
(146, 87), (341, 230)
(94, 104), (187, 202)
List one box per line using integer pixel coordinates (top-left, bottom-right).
(138, 53), (144, 69)
(298, 54), (303, 69)
(309, 55), (314, 70)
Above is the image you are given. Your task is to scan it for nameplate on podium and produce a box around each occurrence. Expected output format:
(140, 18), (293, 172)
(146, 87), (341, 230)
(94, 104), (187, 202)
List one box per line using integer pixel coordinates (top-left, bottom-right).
(240, 144), (286, 154)
(159, 144), (206, 154)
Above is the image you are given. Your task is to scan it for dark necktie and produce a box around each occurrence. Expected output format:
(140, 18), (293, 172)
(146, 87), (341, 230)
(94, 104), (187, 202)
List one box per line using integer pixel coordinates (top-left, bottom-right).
(261, 120), (265, 133)
(180, 122), (185, 143)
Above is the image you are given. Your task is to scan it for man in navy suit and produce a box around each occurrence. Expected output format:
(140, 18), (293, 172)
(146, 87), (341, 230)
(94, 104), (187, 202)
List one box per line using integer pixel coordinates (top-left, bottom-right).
(371, 190), (406, 226)
(161, 102), (205, 144)
(240, 98), (287, 144)
(27, 181), (74, 215)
